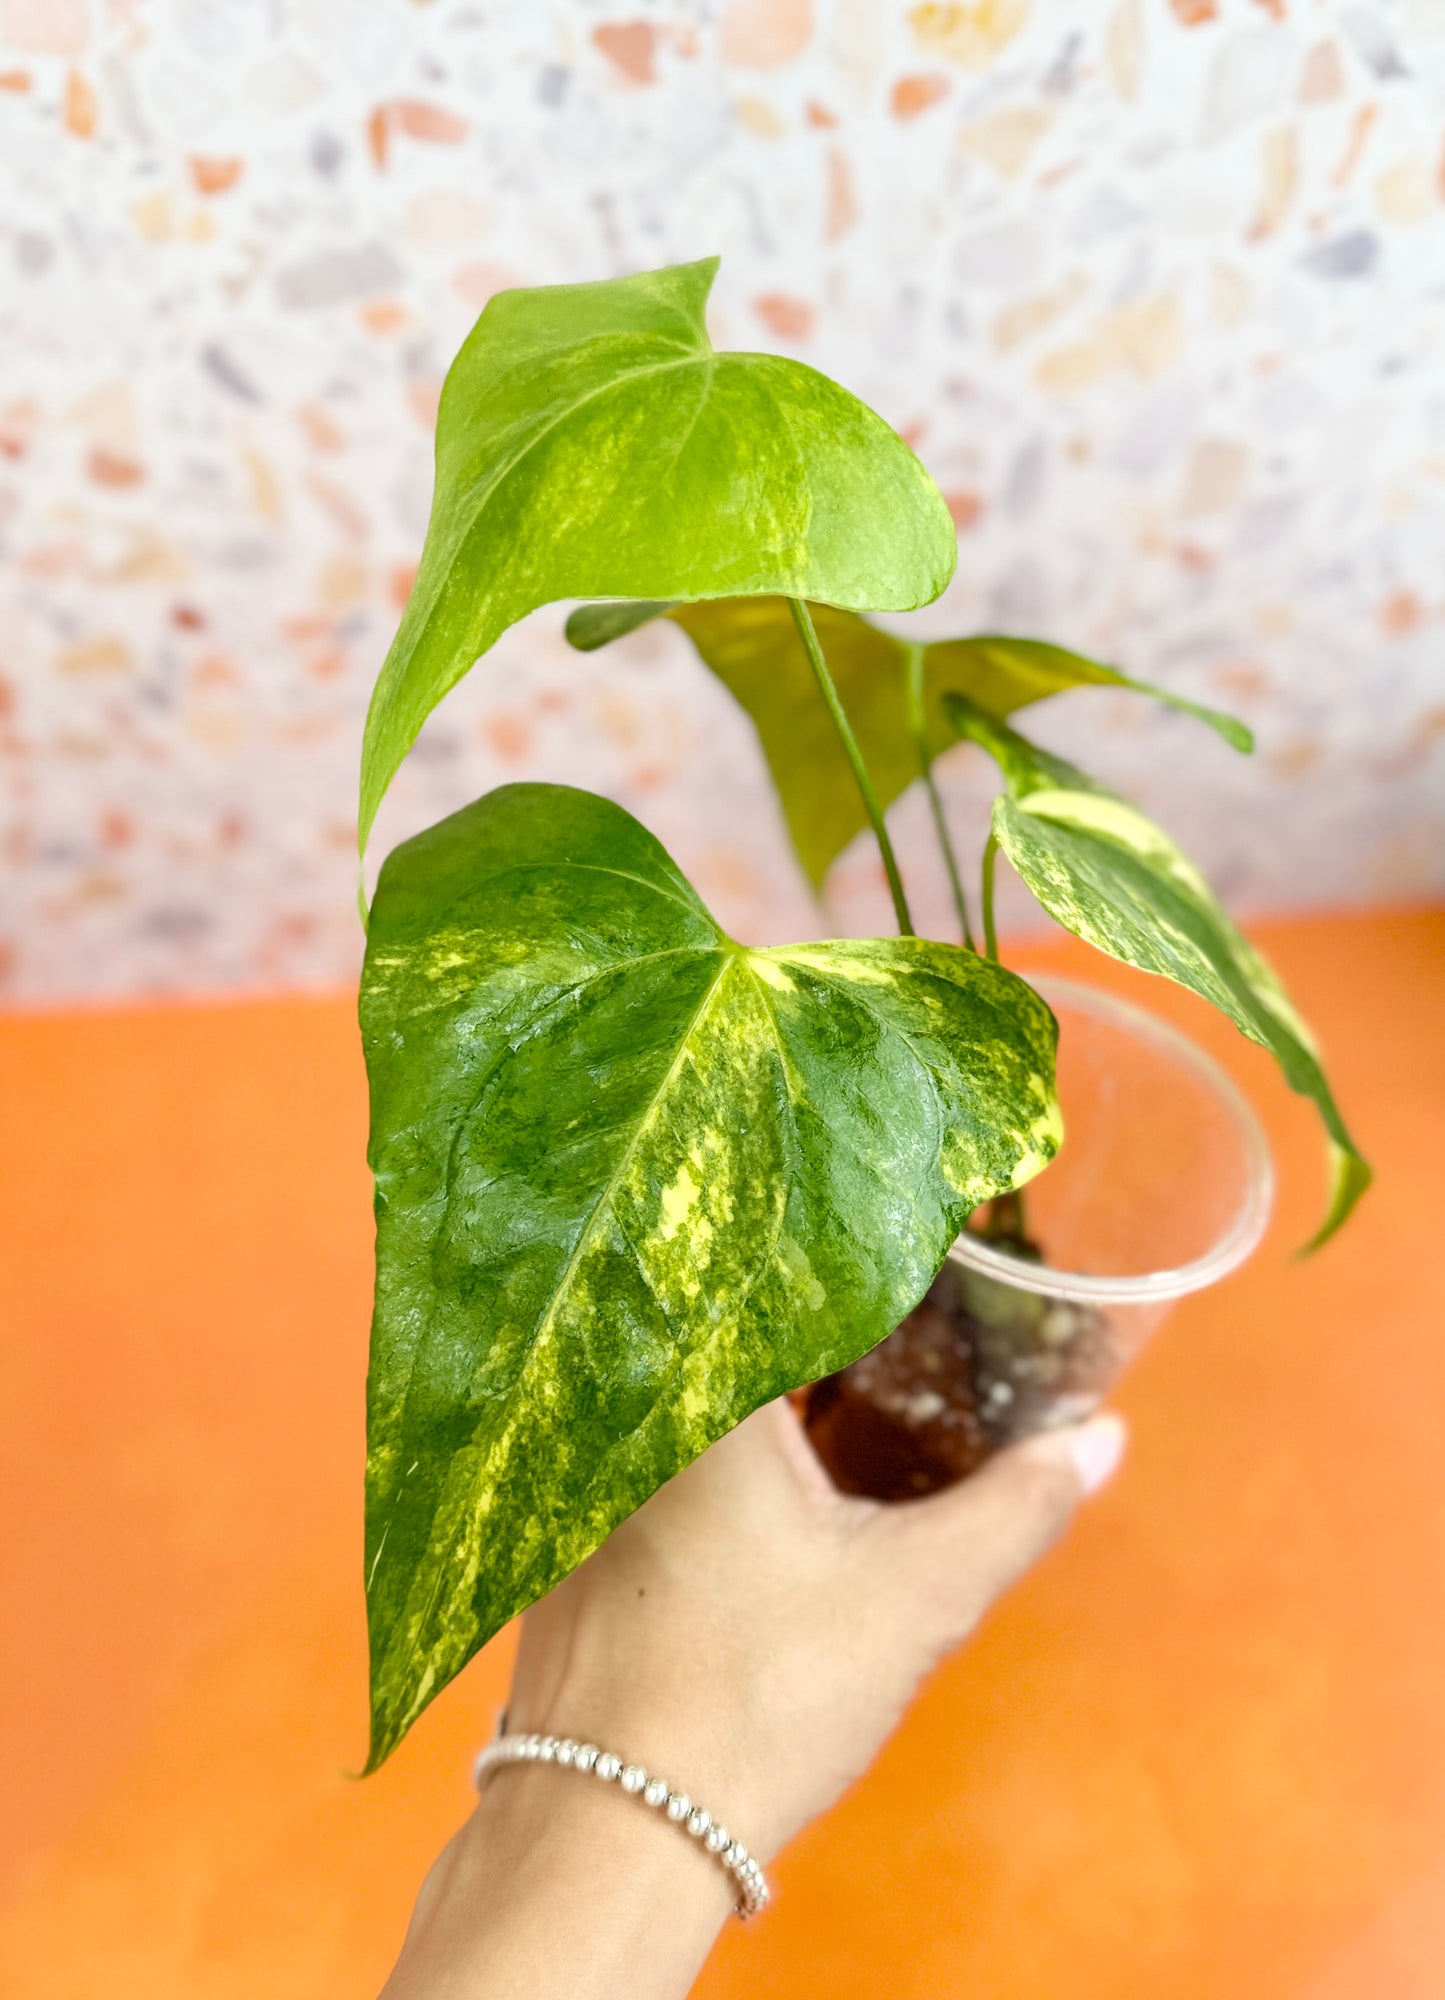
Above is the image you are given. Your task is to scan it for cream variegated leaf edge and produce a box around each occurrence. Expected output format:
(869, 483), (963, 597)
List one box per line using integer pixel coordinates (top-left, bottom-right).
(944, 695), (1370, 1249)
(361, 781), (1060, 1767)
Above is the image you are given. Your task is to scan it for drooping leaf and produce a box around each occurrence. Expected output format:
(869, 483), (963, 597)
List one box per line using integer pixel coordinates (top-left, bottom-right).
(358, 259), (957, 850)
(361, 781), (1061, 1766)
(564, 596), (1251, 887)
(943, 694), (1369, 1249)
(927, 633), (1253, 753)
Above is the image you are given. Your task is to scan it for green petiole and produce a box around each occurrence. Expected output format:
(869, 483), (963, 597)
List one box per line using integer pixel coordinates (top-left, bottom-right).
(904, 641), (976, 951)
(981, 830), (1000, 962)
(789, 598), (915, 936)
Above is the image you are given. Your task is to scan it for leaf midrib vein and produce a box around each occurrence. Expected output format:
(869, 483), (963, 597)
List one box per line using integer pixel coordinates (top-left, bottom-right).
(377, 952), (738, 1711)
(579, 954), (801, 1487)
(369, 943), (724, 1605)
(383, 952), (742, 1671)
(508, 949), (737, 1376)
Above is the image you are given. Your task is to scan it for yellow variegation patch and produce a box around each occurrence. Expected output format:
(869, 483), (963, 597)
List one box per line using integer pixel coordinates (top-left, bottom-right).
(1019, 789), (1216, 905)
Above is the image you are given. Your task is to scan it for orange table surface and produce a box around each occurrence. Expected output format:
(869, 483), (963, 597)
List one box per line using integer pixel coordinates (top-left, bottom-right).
(2, 905), (1443, 1999)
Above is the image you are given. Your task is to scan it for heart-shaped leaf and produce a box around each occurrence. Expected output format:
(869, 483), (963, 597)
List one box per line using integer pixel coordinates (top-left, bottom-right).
(944, 695), (1369, 1249)
(359, 260), (957, 850)
(361, 781), (1060, 1766)
(565, 597), (1250, 888)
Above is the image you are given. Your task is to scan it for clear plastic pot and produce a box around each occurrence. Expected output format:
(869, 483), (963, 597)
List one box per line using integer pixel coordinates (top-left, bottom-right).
(803, 977), (1276, 1500)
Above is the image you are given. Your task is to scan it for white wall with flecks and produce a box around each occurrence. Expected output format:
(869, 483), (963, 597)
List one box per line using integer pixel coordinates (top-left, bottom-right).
(2, 0), (1442, 998)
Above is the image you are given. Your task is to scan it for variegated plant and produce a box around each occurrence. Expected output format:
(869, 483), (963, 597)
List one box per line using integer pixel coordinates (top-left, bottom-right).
(357, 258), (1368, 1770)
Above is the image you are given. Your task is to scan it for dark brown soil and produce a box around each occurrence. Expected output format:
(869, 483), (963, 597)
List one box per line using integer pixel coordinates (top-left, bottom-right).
(803, 1202), (1117, 1502)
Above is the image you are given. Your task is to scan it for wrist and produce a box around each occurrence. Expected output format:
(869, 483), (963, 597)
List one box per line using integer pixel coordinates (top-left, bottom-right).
(503, 1690), (780, 1860)
(478, 1728), (771, 1918)
(384, 1757), (733, 2000)
(473, 1760), (739, 1918)
(506, 1616), (786, 1862)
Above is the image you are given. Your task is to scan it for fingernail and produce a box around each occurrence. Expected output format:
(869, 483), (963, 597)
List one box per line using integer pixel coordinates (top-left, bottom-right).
(1063, 1413), (1127, 1496)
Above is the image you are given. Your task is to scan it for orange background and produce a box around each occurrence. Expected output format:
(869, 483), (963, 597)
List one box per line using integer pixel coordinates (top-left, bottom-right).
(2, 906), (1443, 1998)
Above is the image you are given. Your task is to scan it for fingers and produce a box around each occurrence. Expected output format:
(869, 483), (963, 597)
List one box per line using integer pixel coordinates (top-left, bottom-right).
(875, 1414), (1127, 1644)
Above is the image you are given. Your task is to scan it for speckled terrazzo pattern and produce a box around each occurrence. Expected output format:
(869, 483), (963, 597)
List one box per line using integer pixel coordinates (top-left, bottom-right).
(1, 1), (1441, 1000)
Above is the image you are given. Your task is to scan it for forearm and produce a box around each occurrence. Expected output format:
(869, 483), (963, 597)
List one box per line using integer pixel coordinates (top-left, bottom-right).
(380, 1759), (735, 2000)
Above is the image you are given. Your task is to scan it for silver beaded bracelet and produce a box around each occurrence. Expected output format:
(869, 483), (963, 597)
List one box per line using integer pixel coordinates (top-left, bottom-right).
(472, 1724), (770, 1919)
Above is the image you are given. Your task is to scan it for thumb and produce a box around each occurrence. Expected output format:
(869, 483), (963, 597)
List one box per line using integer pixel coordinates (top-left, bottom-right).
(877, 1413), (1128, 1644)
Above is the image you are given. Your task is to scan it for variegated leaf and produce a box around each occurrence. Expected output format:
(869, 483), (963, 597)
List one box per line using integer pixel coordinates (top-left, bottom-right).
(359, 260), (957, 851)
(361, 781), (1060, 1766)
(564, 597), (1250, 888)
(944, 695), (1370, 1249)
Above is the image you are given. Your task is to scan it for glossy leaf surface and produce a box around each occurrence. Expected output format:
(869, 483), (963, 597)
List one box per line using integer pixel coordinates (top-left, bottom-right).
(358, 260), (957, 849)
(361, 782), (1060, 1765)
(565, 597), (1250, 887)
(944, 696), (1369, 1248)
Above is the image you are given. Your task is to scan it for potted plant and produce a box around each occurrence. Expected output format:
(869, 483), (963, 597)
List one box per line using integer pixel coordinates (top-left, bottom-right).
(356, 258), (1368, 1773)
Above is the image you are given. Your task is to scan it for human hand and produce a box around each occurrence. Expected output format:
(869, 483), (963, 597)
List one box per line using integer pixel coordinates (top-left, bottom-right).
(506, 1397), (1127, 1862)
(382, 1400), (1124, 1999)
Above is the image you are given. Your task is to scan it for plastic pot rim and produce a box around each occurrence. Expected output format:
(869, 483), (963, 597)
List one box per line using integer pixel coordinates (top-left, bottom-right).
(947, 975), (1276, 1308)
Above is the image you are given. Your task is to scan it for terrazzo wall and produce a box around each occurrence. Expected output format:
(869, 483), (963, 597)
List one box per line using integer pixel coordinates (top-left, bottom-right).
(2, 0), (1442, 1000)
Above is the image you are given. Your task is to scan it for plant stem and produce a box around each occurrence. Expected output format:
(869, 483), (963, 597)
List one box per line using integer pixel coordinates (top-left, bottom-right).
(974, 832), (1033, 1240)
(904, 642), (976, 952)
(789, 598), (915, 936)
(980, 830), (1000, 962)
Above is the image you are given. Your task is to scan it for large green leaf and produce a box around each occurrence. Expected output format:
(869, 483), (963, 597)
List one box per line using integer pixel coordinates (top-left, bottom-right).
(359, 260), (957, 850)
(361, 781), (1061, 1765)
(943, 695), (1370, 1249)
(565, 597), (1251, 888)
